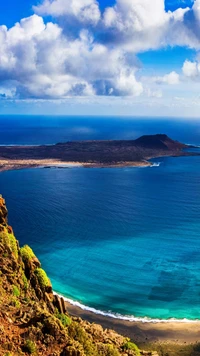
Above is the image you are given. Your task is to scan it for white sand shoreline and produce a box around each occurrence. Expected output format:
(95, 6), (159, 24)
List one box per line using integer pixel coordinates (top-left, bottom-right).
(0, 158), (152, 172)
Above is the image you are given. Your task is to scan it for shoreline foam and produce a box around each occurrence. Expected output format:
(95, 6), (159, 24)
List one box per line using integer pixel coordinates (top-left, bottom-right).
(53, 291), (200, 345)
(53, 291), (199, 324)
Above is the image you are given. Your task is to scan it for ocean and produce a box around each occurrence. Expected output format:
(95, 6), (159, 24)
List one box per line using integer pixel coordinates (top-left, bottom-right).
(1, 115), (200, 321)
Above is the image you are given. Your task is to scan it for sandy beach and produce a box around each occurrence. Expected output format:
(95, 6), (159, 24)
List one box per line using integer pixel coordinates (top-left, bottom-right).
(0, 159), (84, 172)
(0, 158), (152, 172)
(63, 300), (200, 346)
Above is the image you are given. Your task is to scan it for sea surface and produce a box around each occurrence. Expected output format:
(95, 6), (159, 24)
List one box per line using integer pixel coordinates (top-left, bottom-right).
(1, 115), (200, 321)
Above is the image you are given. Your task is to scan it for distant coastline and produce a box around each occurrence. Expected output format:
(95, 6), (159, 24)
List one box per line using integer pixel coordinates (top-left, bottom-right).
(0, 134), (198, 172)
(0, 158), (152, 172)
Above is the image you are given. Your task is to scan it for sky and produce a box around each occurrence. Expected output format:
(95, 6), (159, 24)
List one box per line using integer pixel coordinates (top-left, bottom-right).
(0, 0), (200, 117)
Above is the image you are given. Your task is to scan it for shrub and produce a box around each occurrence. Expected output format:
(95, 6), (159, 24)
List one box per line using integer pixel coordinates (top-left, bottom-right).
(68, 322), (87, 343)
(24, 340), (37, 354)
(22, 273), (28, 291)
(0, 231), (18, 257)
(0, 231), (9, 245)
(20, 245), (35, 263)
(56, 311), (71, 327)
(8, 233), (18, 257)
(68, 322), (97, 355)
(122, 341), (140, 356)
(34, 268), (51, 289)
(12, 285), (20, 297)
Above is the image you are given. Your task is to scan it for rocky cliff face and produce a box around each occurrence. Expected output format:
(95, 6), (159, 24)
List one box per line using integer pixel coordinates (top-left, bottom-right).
(0, 196), (156, 356)
(0, 195), (8, 227)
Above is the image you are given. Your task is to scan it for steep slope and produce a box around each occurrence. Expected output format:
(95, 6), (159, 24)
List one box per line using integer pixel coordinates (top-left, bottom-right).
(0, 196), (157, 356)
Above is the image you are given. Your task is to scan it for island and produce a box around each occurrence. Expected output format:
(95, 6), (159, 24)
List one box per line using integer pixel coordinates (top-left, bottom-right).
(0, 134), (197, 171)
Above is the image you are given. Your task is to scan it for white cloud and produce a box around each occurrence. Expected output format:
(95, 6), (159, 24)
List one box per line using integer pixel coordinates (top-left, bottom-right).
(0, 15), (143, 99)
(112, 69), (143, 96)
(34, 0), (200, 52)
(34, 0), (101, 25)
(1, 0), (200, 103)
(182, 60), (200, 78)
(193, 0), (200, 20)
(153, 71), (180, 85)
(103, 0), (166, 32)
(102, 0), (195, 52)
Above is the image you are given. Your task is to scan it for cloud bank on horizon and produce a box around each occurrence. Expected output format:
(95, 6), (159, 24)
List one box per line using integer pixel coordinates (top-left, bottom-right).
(1, 0), (200, 116)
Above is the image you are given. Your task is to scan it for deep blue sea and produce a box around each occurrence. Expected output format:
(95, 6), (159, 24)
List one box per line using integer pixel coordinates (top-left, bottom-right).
(1, 116), (200, 321)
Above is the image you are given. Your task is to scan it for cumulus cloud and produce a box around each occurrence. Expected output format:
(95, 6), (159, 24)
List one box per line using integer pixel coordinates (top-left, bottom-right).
(34, 0), (101, 26)
(1, 0), (200, 101)
(182, 59), (200, 78)
(0, 14), (143, 99)
(153, 71), (180, 85)
(102, 0), (200, 51)
(103, 0), (166, 31)
(34, 0), (200, 51)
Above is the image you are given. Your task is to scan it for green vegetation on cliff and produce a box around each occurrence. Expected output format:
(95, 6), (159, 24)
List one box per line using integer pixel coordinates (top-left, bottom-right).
(123, 342), (140, 356)
(20, 245), (36, 262)
(55, 310), (72, 327)
(0, 229), (18, 257)
(34, 268), (51, 289)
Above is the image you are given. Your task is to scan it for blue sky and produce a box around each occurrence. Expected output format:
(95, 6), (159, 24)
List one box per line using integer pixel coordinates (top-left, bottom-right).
(0, 0), (200, 117)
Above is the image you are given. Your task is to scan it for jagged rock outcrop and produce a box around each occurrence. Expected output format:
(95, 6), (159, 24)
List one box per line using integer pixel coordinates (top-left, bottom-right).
(0, 195), (8, 228)
(0, 196), (158, 356)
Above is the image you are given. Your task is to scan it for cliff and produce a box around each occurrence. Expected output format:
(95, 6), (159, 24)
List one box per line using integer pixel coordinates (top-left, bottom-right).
(0, 196), (157, 356)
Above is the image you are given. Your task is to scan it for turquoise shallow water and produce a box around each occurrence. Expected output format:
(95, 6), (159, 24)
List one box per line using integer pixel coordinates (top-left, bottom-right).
(1, 152), (200, 320)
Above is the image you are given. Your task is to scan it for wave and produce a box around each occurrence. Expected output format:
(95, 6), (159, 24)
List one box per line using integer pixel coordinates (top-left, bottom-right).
(185, 143), (200, 148)
(150, 162), (161, 167)
(53, 291), (199, 324)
